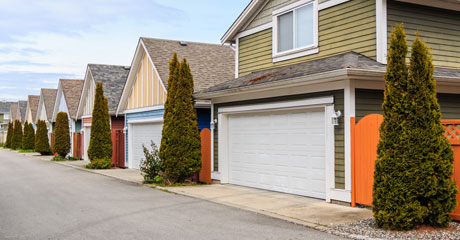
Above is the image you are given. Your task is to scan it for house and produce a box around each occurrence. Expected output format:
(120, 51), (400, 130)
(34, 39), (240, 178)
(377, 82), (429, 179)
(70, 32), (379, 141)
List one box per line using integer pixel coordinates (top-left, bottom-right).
(35, 88), (58, 138)
(76, 64), (129, 164)
(116, 37), (234, 170)
(0, 101), (13, 143)
(51, 79), (84, 157)
(17, 100), (27, 125)
(194, 0), (460, 203)
(24, 95), (40, 128)
(9, 103), (18, 123)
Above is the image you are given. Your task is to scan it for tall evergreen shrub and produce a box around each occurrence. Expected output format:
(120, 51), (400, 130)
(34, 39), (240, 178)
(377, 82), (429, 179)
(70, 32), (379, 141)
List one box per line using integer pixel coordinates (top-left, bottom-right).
(11, 120), (23, 150)
(373, 24), (458, 230)
(5, 121), (13, 148)
(22, 122), (30, 149)
(87, 82), (112, 169)
(160, 55), (202, 184)
(25, 123), (35, 150)
(35, 120), (50, 155)
(54, 112), (70, 157)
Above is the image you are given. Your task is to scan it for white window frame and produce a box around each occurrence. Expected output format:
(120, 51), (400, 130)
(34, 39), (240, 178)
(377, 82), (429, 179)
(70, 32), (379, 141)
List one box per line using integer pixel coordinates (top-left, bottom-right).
(272, 0), (319, 63)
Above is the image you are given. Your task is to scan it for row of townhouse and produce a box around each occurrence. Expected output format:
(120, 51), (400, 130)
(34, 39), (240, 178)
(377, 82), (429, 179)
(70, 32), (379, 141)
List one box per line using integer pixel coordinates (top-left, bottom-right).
(6, 0), (460, 205)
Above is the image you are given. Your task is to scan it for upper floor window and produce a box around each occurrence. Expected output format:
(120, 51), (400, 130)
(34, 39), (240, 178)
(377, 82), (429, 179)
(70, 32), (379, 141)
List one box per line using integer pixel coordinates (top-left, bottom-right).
(273, 0), (318, 62)
(4, 114), (9, 120)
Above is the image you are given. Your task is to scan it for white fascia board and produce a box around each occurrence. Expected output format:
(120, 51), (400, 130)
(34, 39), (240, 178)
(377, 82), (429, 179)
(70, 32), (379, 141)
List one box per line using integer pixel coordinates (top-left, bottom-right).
(221, 0), (266, 44)
(51, 83), (63, 122)
(116, 39), (145, 116)
(219, 96), (333, 114)
(123, 105), (164, 114)
(127, 117), (163, 124)
(235, 22), (272, 39)
(76, 66), (92, 119)
(194, 68), (350, 100)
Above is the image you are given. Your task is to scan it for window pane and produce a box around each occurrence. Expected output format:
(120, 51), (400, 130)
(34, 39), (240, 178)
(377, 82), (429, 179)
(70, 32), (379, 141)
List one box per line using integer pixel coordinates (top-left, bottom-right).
(278, 11), (293, 52)
(296, 4), (314, 48)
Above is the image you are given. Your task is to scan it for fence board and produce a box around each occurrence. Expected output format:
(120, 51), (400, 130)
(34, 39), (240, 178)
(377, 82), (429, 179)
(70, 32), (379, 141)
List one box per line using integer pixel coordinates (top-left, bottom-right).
(199, 128), (212, 184)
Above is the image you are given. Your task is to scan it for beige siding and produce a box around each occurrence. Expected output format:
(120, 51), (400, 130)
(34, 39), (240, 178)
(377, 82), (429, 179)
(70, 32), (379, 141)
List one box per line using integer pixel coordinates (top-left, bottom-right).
(238, 0), (376, 76)
(387, 1), (460, 69)
(127, 53), (166, 110)
(83, 80), (95, 116)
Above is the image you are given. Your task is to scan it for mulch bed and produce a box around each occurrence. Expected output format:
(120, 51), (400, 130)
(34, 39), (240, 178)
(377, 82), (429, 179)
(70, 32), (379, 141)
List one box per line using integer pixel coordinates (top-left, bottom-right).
(334, 218), (460, 240)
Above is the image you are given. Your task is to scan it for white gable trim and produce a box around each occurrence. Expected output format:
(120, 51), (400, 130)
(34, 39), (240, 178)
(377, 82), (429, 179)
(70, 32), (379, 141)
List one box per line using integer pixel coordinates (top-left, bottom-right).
(376, 0), (387, 64)
(116, 38), (166, 116)
(222, 0), (353, 44)
(76, 67), (92, 119)
(52, 81), (63, 122)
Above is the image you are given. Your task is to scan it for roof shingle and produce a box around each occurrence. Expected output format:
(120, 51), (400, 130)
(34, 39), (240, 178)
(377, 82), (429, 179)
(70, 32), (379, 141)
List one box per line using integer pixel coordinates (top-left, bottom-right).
(60, 79), (84, 118)
(42, 88), (58, 122)
(141, 37), (235, 92)
(27, 95), (40, 123)
(88, 64), (130, 114)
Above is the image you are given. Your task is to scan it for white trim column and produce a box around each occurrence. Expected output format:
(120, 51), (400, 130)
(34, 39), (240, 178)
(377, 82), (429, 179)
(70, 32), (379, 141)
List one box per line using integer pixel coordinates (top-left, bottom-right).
(344, 79), (355, 192)
(376, 0), (388, 64)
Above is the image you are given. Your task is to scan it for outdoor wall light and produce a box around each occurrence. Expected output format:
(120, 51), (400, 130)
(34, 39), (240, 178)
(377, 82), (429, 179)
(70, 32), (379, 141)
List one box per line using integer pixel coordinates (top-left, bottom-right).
(332, 110), (342, 126)
(210, 119), (218, 130)
(123, 127), (128, 134)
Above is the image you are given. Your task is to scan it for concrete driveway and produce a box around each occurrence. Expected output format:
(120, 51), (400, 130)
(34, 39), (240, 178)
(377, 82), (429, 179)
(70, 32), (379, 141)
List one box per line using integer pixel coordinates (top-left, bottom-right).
(164, 184), (372, 227)
(0, 149), (346, 240)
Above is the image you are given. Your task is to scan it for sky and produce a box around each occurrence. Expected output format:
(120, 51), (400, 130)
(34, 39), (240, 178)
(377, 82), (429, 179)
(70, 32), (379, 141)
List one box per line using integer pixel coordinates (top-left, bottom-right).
(0, 0), (249, 101)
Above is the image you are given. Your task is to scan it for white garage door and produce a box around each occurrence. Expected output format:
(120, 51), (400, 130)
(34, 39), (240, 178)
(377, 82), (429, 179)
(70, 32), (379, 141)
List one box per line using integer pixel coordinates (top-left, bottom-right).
(130, 122), (163, 169)
(83, 126), (91, 160)
(228, 108), (326, 199)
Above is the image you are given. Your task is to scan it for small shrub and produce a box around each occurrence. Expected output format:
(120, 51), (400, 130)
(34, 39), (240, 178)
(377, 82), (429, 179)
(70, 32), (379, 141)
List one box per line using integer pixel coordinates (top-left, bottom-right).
(86, 158), (112, 169)
(51, 156), (66, 161)
(19, 149), (35, 153)
(140, 141), (162, 184)
(67, 157), (80, 161)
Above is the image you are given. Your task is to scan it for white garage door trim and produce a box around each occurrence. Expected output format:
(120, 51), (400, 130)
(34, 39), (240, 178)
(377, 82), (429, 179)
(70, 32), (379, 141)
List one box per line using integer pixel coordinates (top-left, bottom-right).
(127, 117), (163, 169)
(218, 97), (336, 202)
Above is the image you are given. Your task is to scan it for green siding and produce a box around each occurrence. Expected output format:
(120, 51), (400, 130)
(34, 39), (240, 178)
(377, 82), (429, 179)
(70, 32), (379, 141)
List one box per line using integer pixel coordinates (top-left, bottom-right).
(238, 0), (376, 76)
(213, 90), (346, 189)
(387, 0), (460, 69)
(245, 0), (298, 30)
(356, 89), (460, 121)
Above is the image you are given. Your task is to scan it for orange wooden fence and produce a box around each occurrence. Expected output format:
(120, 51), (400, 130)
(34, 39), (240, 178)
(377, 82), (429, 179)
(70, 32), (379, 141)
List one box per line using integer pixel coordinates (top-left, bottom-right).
(73, 133), (82, 159)
(111, 129), (125, 168)
(50, 132), (55, 153)
(199, 128), (212, 184)
(351, 115), (460, 220)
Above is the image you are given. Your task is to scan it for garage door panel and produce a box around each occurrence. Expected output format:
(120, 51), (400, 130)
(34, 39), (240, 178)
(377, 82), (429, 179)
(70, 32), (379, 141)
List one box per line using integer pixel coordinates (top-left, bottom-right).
(130, 122), (162, 169)
(228, 108), (326, 199)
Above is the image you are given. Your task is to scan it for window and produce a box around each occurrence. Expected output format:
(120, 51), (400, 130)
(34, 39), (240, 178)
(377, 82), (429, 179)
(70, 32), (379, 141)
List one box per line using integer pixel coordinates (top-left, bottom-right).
(4, 114), (9, 120)
(273, 0), (318, 62)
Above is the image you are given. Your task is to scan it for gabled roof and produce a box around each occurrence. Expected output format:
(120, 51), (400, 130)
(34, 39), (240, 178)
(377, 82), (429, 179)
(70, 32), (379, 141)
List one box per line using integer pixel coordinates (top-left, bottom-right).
(27, 95), (40, 123)
(0, 101), (13, 114)
(87, 64), (130, 114)
(56, 79), (84, 119)
(117, 37), (235, 114)
(18, 100), (27, 124)
(40, 88), (58, 122)
(141, 37), (235, 91)
(9, 103), (18, 121)
(221, 0), (268, 43)
(195, 52), (460, 98)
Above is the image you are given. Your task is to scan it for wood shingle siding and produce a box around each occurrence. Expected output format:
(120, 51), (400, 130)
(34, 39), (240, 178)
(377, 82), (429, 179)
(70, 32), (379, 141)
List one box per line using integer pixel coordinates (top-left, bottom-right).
(238, 0), (376, 77)
(213, 90), (346, 189)
(387, 0), (460, 69)
(355, 89), (460, 122)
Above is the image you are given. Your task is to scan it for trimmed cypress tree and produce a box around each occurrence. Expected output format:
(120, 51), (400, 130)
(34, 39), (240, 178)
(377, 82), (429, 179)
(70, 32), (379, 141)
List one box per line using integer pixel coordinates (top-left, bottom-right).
(25, 123), (35, 150)
(35, 120), (50, 155)
(373, 24), (458, 230)
(5, 121), (13, 148)
(22, 122), (29, 149)
(160, 56), (202, 184)
(54, 112), (71, 158)
(87, 82), (112, 168)
(11, 120), (23, 150)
